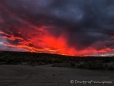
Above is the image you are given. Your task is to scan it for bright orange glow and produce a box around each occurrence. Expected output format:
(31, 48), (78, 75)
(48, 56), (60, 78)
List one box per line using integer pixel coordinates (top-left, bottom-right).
(0, 25), (114, 56)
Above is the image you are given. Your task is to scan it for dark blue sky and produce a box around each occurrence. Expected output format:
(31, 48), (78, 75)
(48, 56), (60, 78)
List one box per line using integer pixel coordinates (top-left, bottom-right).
(0, 0), (114, 55)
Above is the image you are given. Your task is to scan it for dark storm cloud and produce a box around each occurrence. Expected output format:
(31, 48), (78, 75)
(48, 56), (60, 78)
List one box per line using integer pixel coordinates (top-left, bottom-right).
(0, 36), (24, 51)
(0, 0), (114, 51)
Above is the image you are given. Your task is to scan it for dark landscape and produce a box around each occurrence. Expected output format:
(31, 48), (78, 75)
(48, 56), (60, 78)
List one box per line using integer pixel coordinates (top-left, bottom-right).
(0, 51), (114, 86)
(0, 51), (114, 70)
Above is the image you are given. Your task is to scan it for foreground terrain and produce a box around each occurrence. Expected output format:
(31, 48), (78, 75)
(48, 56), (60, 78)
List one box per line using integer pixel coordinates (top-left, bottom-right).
(0, 65), (114, 86)
(0, 51), (114, 70)
(0, 51), (114, 86)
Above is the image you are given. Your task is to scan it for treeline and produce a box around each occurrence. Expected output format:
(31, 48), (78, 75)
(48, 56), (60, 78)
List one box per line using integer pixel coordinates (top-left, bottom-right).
(0, 51), (114, 64)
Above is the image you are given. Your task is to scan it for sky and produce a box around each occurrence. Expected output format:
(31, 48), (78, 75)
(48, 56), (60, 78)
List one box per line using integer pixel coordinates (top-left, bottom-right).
(0, 0), (114, 56)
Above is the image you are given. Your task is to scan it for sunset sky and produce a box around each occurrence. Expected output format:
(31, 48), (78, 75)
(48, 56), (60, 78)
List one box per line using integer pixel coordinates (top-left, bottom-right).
(0, 0), (114, 56)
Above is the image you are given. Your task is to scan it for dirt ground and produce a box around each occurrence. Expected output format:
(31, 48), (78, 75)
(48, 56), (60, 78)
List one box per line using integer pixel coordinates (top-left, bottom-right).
(0, 65), (114, 86)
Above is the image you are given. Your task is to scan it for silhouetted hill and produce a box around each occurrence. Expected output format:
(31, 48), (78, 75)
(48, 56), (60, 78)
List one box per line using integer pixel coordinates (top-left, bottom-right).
(0, 51), (114, 70)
